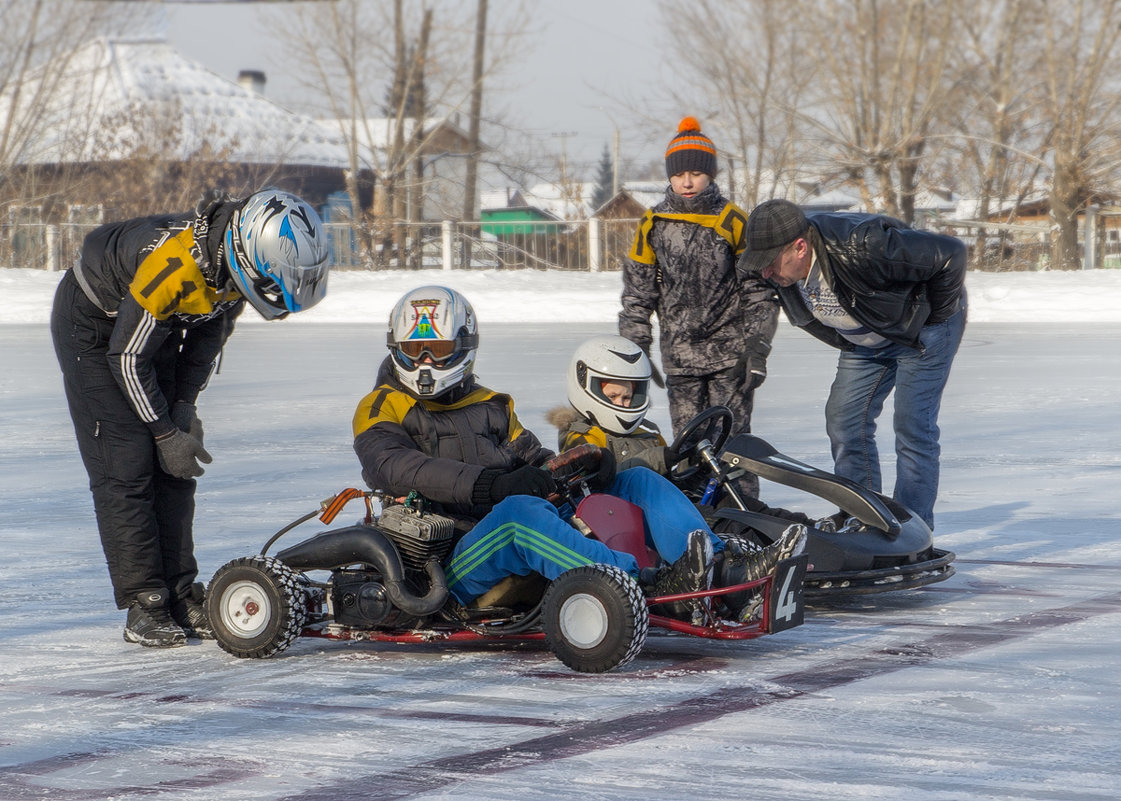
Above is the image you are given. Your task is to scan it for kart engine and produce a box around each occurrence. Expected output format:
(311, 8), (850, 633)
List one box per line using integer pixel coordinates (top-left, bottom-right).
(327, 505), (456, 628)
(329, 568), (419, 629)
(376, 503), (456, 570)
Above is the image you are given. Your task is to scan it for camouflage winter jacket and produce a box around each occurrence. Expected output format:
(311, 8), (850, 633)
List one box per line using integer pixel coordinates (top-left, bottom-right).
(619, 183), (778, 376)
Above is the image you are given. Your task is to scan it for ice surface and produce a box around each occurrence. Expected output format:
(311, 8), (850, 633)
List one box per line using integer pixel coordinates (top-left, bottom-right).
(1, 269), (1120, 800)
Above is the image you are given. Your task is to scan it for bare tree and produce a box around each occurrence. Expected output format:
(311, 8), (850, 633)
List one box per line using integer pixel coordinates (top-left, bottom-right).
(660, 0), (812, 209)
(276, 0), (529, 268)
(0, 1), (123, 209)
(798, 0), (962, 222)
(1037, 0), (1121, 270)
(944, 0), (1049, 268)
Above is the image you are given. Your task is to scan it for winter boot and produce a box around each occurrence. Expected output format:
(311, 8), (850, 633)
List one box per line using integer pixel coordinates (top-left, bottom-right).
(171, 582), (215, 640)
(717, 523), (808, 622)
(648, 529), (714, 625)
(124, 589), (187, 648)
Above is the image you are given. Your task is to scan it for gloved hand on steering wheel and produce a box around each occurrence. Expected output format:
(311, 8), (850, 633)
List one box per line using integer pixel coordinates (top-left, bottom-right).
(587, 447), (617, 491)
(474, 465), (557, 504)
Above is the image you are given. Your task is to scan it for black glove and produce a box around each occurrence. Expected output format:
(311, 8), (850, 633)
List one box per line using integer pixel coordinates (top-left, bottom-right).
(639, 343), (666, 389)
(171, 401), (204, 444)
(730, 335), (772, 391)
(155, 429), (213, 479)
(659, 445), (680, 473)
(588, 447), (617, 491)
(484, 465), (557, 502)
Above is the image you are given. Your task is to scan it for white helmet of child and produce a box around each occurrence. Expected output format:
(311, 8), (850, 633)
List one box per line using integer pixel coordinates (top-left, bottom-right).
(225, 189), (331, 320)
(567, 335), (651, 435)
(387, 285), (479, 398)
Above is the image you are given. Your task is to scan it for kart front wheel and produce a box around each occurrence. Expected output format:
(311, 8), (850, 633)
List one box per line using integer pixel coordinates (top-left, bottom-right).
(206, 556), (308, 659)
(542, 564), (648, 673)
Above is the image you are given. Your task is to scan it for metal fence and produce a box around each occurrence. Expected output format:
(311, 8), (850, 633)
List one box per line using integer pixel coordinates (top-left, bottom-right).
(2, 217), (643, 273)
(5, 213), (1120, 272)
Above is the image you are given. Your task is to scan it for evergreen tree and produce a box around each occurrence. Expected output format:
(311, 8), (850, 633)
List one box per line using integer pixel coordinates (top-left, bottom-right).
(591, 144), (615, 210)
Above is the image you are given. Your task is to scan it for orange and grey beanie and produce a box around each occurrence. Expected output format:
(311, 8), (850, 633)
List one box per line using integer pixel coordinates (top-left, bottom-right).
(665, 116), (717, 179)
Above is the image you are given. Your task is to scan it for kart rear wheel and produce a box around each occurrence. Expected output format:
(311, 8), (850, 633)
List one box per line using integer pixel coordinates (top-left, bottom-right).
(542, 564), (648, 673)
(206, 556), (308, 659)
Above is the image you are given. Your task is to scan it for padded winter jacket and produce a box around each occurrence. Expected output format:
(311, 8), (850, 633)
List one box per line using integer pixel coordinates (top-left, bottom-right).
(71, 196), (245, 438)
(776, 213), (967, 351)
(353, 373), (554, 521)
(547, 406), (668, 474)
(619, 183), (779, 376)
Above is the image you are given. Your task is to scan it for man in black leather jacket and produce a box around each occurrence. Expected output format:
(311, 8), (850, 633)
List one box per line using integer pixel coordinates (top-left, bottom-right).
(737, 199), (966, 530)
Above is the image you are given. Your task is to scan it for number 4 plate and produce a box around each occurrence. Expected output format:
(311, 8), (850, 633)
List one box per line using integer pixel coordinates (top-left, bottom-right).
(767, 554), (809, 633)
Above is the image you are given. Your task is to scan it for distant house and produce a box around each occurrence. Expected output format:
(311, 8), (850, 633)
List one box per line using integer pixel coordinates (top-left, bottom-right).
(318, 115), (476, 222)
(479, 205), (562, 237)
(0, 35), (356, 220)
(592, 182), (664, 219)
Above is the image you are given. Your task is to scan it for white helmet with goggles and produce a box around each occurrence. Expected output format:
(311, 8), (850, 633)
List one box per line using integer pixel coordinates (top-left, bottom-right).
(225, 189), (331, 320)
(567, 335), (651, 435)
(387, 285), (478, 398)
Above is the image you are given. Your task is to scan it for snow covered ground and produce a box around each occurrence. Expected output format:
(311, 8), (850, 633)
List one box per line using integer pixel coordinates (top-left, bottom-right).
(2, 268), (1120, 800)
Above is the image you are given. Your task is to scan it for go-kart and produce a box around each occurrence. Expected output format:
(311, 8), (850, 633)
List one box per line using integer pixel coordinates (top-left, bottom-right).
(664, 406), (956, 600)
(205, 445), (808, 673)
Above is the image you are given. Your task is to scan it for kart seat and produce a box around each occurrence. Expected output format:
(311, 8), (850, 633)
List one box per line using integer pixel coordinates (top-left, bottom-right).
(573, 494), (658, 570)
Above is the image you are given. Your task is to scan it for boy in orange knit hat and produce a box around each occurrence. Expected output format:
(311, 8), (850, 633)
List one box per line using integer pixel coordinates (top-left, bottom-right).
(618, 117), (779, 499)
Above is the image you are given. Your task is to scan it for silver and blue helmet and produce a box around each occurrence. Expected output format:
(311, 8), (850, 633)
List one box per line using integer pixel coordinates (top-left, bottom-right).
(225, 189), (331, 320)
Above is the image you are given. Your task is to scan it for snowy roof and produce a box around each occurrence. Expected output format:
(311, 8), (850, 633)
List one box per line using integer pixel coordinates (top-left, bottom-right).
(619, 181), (666, 211)
(317, 117), (470, 158)
(3, 37), (348, 168)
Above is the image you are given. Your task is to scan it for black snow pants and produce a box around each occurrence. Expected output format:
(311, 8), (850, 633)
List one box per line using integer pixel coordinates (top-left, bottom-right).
(50, 270), (199, 610)
(665, 366), (761, 499)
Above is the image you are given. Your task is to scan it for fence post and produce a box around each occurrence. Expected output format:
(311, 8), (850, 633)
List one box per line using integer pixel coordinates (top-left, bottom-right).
(1083, 204), (1099, 270)
(588, 218), (601, 273)
(442, 220), (454, 270)
(46, 225), (59, 272)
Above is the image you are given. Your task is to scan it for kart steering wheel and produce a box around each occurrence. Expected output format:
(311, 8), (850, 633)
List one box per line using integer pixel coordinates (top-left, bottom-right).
(543, 444), (603, 503)
(666, 405), (734, 482)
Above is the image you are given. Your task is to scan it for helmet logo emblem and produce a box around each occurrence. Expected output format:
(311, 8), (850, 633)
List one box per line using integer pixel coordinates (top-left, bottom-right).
(405, 299), (444, 340)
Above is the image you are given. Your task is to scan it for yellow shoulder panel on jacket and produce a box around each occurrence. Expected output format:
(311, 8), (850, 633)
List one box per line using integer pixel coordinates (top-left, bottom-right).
(716, 202), (748, 255)
(129, 229), (231, 319)
(353, 386), (418, 438)
(627, 210), (657, 265)
(561, 426), (607, 451)
(640, 202), (749, 255)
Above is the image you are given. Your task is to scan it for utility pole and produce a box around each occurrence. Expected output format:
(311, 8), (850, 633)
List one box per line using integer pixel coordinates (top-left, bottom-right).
(551, 131), (578, 187)
(462, 0), (487, 223)
(612, 127), (620, 196)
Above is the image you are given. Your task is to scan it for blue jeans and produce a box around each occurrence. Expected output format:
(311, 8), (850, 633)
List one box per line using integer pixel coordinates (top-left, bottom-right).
(444, 468), (721, 603)
(825, 308), (965, 529)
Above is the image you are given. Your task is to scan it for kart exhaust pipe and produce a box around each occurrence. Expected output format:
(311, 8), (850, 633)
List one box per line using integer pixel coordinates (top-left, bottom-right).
(275, 525), (448, 616)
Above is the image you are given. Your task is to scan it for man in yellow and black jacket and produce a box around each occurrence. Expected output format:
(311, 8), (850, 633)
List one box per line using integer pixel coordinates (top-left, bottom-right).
(51, 189), (331, 647)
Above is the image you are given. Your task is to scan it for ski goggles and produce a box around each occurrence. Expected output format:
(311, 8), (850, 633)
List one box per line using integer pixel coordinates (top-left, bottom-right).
(392, 332), (479, 367)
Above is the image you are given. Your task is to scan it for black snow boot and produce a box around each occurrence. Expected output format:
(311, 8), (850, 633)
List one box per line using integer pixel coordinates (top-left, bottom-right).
(717, 524), (808, 622)
(647, 529), (714, 624)
(171, 582), (215, 640)
(124, 589), (187, 648)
